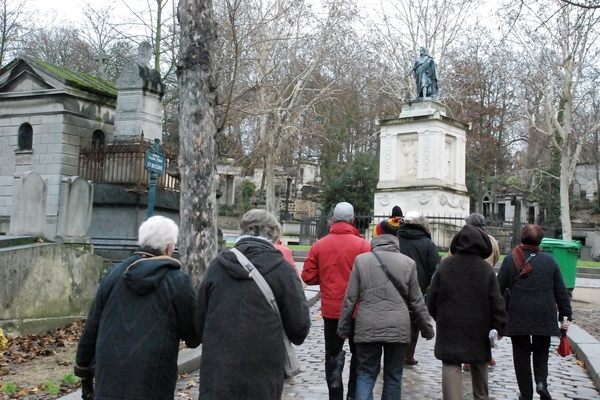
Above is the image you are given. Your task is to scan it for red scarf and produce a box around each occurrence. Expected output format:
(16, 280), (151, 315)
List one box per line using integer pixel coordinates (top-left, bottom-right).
(512, 244), (540, 276)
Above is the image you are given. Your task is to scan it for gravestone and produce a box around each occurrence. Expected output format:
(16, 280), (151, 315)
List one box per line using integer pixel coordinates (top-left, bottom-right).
(374, 99), (469, 217)
(114, 41), (164, 141)
(9, 171), (47, 236)
(56, 176), (94, 243)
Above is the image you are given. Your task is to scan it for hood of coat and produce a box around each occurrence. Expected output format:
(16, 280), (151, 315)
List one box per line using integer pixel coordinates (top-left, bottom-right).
(370, 234), (400, 252)
(123, 247), (181, 294)
(216, 237), (283, 280)
(397, 223), (430, 240)
(328, 221), (362, 237)
(449, 225), (492, 259)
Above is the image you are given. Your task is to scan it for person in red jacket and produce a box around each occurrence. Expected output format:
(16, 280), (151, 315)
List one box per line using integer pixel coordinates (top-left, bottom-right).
(301, 202), (371, 400)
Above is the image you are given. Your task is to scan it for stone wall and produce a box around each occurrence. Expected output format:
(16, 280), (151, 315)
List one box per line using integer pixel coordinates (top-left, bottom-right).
(0, 241), (104, 336)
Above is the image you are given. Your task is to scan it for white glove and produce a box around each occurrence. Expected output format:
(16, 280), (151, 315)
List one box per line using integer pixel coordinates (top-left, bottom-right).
(489, 329), (499, 348)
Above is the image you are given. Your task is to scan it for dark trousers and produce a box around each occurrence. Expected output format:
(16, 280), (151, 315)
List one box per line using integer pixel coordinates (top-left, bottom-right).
(324, 318), (357, 400)
(355, 342), (408, 400)
(511, 335), (551, 400)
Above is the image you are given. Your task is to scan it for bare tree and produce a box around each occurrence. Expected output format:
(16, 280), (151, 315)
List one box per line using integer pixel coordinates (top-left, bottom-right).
(0, 0), (29, 66)
(443, 27), (521, 214)
(177, 0), (218, 285)
(17, 25), (97, 74)
(363, 0), (483, 101)
(506, 1), (600, 239)
(213, 0), (359, 215)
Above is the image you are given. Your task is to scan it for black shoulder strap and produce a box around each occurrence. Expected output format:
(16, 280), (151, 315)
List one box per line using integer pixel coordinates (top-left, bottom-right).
(507, 252), (537, 289)
(371, 251), (410, 306)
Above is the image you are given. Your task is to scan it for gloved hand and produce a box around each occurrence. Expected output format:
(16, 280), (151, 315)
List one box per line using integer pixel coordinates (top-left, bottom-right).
(81, 378), (94, 400)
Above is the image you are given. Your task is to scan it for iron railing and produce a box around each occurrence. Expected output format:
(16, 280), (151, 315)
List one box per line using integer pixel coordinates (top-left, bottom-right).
(78, 137), (179, 191)
(299, 214), (556, 253)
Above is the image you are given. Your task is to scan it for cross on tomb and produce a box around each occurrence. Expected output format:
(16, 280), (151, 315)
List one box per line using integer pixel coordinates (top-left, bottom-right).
(95, 49), (109, 79)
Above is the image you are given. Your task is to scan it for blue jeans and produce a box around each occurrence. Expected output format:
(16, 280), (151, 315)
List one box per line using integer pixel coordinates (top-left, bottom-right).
(355, 342), (408, 400)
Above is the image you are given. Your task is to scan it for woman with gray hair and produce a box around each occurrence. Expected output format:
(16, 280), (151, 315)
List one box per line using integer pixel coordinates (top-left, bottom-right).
(75, 216), (200, 400)
(196, 209), (311, 400)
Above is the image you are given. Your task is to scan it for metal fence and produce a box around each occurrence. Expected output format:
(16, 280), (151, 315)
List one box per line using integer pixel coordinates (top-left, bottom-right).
(78, 138), (179, 191)
(299, 214), (556, 253)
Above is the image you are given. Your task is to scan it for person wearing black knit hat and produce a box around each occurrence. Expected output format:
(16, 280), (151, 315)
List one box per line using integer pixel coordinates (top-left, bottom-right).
(373, 205), (404, 236)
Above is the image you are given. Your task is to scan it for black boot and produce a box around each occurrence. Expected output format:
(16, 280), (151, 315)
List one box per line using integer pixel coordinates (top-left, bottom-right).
(536, 382), (552, 400)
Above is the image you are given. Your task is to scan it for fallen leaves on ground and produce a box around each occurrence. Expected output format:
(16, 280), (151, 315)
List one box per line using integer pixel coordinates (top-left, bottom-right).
(0, 321), (84, 366)
(0, 321), (85, 399)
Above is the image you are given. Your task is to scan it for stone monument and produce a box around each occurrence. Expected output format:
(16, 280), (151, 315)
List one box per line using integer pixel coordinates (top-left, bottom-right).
(55, 176), (94, 243)
(374, 52), (469, 219)
(9, 171), (47, 236)
(114, 42), (164, 141)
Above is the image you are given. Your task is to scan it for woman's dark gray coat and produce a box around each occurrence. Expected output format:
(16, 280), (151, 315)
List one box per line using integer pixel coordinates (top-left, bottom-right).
(497, 251), (571, 337)
(426, 225), (507, 365)
(196, 237), (311, 400)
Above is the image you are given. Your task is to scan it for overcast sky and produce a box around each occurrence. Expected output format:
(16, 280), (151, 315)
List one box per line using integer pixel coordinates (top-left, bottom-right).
(29, 0), (149, 26)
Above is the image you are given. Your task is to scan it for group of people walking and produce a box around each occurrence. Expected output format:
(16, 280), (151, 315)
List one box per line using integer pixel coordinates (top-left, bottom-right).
(73, 203), (572, 400)
(305, 203), (572, 400)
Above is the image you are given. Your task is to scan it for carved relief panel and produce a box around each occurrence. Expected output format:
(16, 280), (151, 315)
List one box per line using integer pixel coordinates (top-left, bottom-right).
(397, 135), (418, 180)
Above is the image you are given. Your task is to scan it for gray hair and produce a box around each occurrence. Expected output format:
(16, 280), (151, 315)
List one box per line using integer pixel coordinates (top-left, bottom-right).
(138, 215), (178, 252)
(239, 209), (282, 243)
(412, 215), (431, 233)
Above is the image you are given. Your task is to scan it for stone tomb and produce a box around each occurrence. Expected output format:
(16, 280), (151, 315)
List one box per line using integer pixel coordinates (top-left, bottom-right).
(374, 99), (470, 218)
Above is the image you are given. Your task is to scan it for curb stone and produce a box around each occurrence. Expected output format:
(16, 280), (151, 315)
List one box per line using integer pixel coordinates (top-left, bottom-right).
(568, 324), (600, 390)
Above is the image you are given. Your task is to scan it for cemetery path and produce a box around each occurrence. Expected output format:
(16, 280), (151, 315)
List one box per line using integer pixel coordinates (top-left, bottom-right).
(0, 288), (598, 399)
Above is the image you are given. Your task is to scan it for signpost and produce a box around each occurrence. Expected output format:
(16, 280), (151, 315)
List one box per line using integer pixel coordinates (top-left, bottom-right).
(144, 138), (165, 217)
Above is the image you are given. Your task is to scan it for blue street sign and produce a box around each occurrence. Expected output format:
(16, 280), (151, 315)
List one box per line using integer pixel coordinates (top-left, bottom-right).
(144, 150), (165, 175)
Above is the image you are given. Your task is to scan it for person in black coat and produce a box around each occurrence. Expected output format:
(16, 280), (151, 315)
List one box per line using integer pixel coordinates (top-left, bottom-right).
(427, 224), (507, 400)
(196, 209), (311, 400)
(75, 216), (200, 400)
(397, 211), (439, 365)
(497, 224), (572, 400)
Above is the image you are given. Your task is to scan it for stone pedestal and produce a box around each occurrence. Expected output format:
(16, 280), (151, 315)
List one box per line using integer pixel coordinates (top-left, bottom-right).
(374, 99), (470, 217)
(114, 42), (164, 141)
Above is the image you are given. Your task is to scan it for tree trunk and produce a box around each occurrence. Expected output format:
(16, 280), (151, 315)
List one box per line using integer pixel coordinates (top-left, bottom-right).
(560, 150), (572, 241)
(264, 147), (277, 216)
(177, 0), (218, 286)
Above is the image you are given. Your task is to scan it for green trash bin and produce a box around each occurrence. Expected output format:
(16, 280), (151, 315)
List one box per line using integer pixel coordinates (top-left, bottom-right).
(539, 238), (581, 290)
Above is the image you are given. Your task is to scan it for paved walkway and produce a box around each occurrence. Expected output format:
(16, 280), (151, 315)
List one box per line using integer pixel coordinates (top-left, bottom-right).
(174, 297), (600, 400)
(62, 274), (600, 400)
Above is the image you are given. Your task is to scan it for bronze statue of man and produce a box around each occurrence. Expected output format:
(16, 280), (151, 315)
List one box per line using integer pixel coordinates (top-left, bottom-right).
(407, 47), (439, 99)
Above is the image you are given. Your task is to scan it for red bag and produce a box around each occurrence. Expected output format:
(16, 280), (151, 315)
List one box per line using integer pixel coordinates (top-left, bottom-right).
(557, 330), (571, 357)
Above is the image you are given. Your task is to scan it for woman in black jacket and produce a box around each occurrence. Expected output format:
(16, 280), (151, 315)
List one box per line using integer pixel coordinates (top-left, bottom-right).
(497, 224), (572, 400)
(397, 211), (439, 365)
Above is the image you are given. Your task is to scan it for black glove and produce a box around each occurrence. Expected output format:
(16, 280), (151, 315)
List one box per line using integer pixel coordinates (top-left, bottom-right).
(81, 378), (94, 400)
